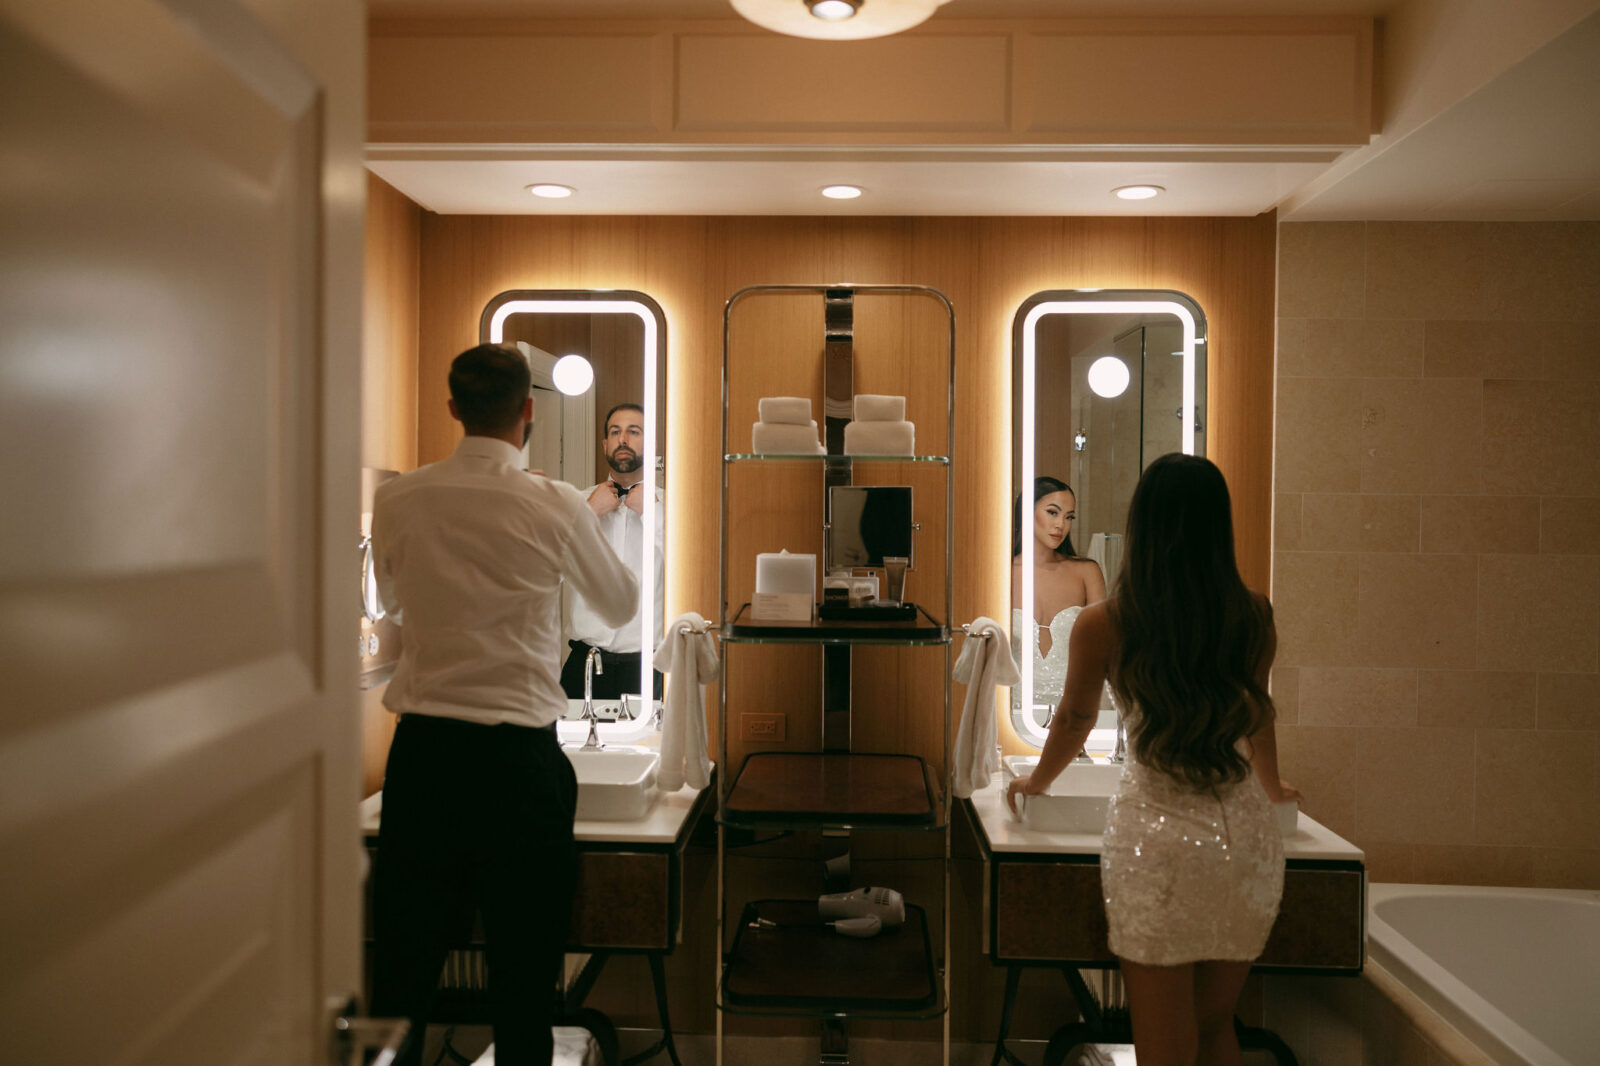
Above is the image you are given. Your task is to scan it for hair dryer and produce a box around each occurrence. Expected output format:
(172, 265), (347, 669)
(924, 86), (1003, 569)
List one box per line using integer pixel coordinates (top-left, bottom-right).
(818, 886), (905, 928)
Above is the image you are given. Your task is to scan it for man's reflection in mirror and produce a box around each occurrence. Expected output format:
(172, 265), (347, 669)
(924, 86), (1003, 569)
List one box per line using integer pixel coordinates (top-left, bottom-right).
(561, 402), (665, 700)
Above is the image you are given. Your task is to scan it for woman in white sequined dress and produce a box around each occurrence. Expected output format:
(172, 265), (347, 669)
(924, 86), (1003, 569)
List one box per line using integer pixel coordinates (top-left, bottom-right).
(1010, 477), (1106, 713)
(1007, 455), (1300, 1066)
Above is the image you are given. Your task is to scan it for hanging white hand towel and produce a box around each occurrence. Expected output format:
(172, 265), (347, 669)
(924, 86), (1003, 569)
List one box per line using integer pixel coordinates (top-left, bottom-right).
(652, 611), (719, 792)
(951, 616), (1021, 798)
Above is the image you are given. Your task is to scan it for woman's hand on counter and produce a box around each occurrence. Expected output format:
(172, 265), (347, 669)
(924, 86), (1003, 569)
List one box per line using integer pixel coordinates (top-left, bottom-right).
(1005, 774), (1034, 816)
(1264, 778), (1303, 804)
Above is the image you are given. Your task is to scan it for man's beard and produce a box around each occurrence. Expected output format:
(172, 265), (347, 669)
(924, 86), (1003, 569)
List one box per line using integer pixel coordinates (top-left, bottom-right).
(607, 448), (641, 474)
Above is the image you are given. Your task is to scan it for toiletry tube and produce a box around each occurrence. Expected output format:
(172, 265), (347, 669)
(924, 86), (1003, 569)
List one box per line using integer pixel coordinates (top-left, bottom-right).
(755, 550), (815, 595)
(757, 396), (813, 425)
(882, 556), (909, 604)
(852, 394), (905, 422)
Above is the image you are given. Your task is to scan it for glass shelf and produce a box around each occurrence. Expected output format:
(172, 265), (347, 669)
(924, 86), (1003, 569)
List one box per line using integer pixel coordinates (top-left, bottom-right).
(725, 452), (949, 464)
(718, 752), (948, 833)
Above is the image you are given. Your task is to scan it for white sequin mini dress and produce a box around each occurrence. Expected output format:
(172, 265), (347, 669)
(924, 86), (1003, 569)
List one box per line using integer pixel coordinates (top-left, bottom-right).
(1100, 718), (1284, 966)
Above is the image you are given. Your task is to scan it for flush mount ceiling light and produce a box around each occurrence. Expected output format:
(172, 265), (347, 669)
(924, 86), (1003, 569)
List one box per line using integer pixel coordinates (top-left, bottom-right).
(730, 0), (955, 40)
(1113, 184), (1165, 201)
(527, 183), (574, 198)
(821, 184), (863, 199)
(806, 0), (859, 19)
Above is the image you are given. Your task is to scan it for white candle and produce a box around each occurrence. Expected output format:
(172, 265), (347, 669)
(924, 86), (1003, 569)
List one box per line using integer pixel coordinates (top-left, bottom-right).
(755, 550), (816, 595)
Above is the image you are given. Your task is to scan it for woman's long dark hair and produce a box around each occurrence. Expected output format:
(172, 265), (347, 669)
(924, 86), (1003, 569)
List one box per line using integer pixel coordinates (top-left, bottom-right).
(1108, 454), (1273, 790)
(1012, 476), (1079, 559)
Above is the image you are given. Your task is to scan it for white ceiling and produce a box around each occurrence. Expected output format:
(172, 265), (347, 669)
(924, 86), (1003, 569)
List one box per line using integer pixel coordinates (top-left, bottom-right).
(365, 0), (1600, 220)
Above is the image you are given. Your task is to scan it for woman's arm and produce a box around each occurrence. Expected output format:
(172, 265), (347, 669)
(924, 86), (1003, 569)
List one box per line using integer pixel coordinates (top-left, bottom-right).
(1247, 595), (1302, 804)
(1081, 558), (1107, 605)
(1006, 602), (1113, 814)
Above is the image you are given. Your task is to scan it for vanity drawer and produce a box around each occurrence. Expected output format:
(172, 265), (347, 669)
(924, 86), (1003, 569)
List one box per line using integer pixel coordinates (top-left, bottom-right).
(570, 850), (674, 951)
(991, 859), (1364, 971)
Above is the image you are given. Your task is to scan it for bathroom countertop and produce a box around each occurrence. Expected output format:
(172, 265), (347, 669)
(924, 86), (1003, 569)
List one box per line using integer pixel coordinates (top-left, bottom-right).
(964, 780), (1364, 863)
(359, 776), (712, 848)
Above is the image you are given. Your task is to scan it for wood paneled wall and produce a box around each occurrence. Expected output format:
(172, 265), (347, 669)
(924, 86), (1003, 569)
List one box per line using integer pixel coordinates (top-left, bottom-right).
(415, 213), (1278, 764)
(360, 172), (422, 796)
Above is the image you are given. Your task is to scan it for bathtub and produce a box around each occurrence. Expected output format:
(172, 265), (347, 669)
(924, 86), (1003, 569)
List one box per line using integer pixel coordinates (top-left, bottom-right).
(1366, 883), (1600, 1066)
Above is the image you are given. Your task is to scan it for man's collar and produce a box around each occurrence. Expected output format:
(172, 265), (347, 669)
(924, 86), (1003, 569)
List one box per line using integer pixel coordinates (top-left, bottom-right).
(455, 435), (523, 465)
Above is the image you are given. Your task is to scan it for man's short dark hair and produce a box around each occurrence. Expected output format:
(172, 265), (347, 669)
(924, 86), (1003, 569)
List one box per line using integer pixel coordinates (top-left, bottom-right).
(450, 344), (531, 435)
(603, 402), (644, 433)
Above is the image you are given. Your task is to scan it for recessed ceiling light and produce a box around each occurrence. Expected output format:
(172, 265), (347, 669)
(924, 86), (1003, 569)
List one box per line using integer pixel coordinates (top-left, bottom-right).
(821, 184), (863, 200)
(1113, 184), (1164, 201)
(807, 0), (859, 19)
(527, 183), (574, 199)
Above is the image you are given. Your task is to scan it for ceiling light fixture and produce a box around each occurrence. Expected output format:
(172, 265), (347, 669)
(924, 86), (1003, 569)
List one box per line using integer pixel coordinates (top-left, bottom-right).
(730, 0), (953, 40)
(806, 0), (859, 19)
(1087, 356), (1131, 399)
(527, 183), (574, 199)
(821, 184), (863, 199)
(1113, 184), (1164, 201)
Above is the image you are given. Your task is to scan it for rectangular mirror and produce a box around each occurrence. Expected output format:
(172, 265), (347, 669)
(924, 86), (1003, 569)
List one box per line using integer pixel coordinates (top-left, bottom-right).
(826, 485), (914, 570)
(1010, 290), (1206, 750)
(483, 290), (667, 708)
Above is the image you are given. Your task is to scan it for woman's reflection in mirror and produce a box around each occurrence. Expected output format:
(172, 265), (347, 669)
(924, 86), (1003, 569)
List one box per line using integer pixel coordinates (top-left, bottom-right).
(1011, 477), (1107, 710)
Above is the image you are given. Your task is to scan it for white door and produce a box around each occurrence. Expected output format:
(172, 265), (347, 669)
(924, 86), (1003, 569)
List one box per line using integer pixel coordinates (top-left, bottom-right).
(0, 0), (366, 1062)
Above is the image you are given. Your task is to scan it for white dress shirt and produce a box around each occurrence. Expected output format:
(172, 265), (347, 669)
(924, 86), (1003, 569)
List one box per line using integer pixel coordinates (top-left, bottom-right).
(566, 481), (664, 654)
(373, 436), (638, 728)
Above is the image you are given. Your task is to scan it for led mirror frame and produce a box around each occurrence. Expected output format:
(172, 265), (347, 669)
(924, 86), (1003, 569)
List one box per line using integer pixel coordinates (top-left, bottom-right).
(1012, 289), (1206, 749)
(481, 290), (667, 704)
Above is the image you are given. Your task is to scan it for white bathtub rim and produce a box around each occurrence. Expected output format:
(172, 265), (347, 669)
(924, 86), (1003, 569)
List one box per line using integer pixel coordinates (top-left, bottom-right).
(1366, 882), (1597, 1066)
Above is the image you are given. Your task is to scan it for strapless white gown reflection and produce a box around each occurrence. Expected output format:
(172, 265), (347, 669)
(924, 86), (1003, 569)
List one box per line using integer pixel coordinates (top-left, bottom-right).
(1011, 606), (1081, 710)
(1101, 714), (1285, 965)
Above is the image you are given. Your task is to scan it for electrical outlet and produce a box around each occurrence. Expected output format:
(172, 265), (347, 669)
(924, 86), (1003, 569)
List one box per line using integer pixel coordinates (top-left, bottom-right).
(741, 713), (786, 742)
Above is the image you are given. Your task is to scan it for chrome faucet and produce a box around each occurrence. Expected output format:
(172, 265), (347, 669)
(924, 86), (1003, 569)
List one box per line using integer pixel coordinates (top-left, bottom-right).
(580, 647), (605, 751)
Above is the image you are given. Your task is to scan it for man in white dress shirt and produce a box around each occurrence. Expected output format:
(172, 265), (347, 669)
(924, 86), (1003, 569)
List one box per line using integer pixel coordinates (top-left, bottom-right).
(369, 344), (637, 1066)
(560, 401), (665, 701)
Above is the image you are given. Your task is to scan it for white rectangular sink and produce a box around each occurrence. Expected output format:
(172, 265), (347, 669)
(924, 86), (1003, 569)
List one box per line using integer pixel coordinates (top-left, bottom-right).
(1003, 754), (1301, 837)
(566, 748), (660, 822)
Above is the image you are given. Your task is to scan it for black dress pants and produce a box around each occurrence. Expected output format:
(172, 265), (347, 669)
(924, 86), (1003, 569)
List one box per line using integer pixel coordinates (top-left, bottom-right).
(371, 714), (577, 1066)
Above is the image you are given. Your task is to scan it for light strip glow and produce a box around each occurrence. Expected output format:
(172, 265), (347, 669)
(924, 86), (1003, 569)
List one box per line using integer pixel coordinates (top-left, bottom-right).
(491, 299), (660, 704)
(1017, 300), (1198, 745)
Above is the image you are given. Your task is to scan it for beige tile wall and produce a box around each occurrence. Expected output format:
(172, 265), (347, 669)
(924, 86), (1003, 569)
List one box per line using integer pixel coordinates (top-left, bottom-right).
(1273, 221), (1600, 889)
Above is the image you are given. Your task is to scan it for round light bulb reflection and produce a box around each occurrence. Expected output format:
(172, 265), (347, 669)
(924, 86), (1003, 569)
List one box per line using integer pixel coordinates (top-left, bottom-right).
(551, 354), (594, 396)
(1087, 356), (1131, 398)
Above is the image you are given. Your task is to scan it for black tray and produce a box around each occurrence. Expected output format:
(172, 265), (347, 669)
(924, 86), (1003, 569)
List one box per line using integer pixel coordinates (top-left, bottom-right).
(724, 602), (946, 642)
(722, 899), (937, 1011)
(818, 601), (919, 622)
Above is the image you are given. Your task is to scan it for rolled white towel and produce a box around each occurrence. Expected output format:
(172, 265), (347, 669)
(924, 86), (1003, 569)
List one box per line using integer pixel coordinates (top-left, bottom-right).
(842, 420), (914, 456)
(757, 396), (813, 425)
(852, 394), (905, 422)
(752, 421), (823, 454)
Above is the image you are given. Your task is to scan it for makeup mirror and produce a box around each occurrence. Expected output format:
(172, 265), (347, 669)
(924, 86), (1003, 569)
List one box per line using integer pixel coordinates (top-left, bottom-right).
(482, 290), (667, 708)
(1010, 290), (1206, 749)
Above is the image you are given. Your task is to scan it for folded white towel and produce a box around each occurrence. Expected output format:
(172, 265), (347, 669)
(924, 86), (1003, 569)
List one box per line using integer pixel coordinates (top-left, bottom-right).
(951, 616), (1021, 799)
(757, 396), (813, 425)
(852, 394), (905, 422)
(652, 611), (719, 793)
(752, 421), (823, 454)
(842, 420), (914, 456)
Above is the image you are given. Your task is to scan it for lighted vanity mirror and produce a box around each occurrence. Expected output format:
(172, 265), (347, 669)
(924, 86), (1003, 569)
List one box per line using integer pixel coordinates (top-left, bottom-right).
(1010, 290), (1206, 749)
(482, 290), (667, 708)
